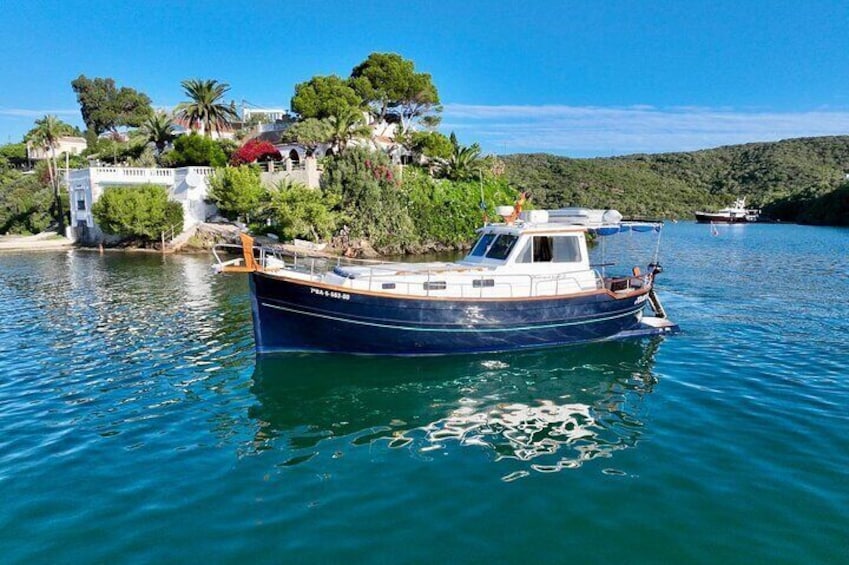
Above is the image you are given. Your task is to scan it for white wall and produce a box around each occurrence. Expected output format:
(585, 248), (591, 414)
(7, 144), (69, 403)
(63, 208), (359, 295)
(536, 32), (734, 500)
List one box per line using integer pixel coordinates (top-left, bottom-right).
(65, 166), (217, 242)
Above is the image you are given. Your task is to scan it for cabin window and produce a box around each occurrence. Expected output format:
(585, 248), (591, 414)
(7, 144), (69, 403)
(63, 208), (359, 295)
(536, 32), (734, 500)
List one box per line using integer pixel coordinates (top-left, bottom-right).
(382, 283), (396, 289)
(516, 236), (583, 263)
(470, 233), (496, 257)
(551, 236), (582, 262)
(485, 234), (518, 260)
(472, 279), (495, 288)
(423, 281), (447, 291)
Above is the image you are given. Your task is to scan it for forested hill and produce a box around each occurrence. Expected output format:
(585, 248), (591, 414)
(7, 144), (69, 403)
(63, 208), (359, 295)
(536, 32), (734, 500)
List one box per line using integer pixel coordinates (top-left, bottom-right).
(501, 136), (849, 224)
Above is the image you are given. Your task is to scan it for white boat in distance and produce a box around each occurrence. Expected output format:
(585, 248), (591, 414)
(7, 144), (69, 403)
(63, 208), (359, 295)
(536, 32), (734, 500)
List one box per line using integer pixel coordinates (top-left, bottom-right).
(694, 198), (760, 223)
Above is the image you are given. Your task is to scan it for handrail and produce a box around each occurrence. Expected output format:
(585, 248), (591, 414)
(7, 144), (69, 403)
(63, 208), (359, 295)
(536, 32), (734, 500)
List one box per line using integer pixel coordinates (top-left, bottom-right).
(211, 241), (644, 298)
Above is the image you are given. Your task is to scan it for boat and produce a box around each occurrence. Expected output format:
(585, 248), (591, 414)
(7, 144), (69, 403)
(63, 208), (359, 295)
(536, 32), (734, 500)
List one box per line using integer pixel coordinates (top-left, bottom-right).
(694, 198), (760, 223)
(214, 202), (678, 355)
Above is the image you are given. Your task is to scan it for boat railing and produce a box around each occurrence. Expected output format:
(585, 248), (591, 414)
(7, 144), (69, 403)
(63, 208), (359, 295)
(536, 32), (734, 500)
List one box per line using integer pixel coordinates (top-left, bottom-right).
(212, 242), (641, 297)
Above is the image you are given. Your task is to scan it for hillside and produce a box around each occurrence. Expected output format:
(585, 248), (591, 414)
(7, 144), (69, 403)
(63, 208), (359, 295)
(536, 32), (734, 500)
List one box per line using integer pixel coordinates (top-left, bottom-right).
(501, 136), (849, 223)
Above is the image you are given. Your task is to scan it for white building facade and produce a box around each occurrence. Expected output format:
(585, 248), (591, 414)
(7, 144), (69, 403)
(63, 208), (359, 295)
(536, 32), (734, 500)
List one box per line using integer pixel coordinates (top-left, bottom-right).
(65, 166), (217, 242)
(27, 136), (88, 160)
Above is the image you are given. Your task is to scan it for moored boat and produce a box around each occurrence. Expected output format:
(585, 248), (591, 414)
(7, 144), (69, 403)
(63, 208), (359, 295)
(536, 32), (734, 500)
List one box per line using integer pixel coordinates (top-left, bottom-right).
(215, 205), (678, 355)
(694, 198), (760, 223)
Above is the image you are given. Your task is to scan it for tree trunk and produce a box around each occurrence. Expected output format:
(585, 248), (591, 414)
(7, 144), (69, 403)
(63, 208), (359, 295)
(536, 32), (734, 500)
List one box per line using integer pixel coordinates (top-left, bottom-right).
(50, 146), (65, 235)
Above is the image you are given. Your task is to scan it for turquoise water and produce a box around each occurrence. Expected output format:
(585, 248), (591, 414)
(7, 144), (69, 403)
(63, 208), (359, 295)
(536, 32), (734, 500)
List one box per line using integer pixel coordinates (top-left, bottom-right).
(1, 223), (847, 564)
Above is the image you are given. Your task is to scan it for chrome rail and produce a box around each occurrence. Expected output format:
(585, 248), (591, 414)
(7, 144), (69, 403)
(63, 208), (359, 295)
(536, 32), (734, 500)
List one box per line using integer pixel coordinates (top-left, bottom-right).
(212, 242), (645, 298)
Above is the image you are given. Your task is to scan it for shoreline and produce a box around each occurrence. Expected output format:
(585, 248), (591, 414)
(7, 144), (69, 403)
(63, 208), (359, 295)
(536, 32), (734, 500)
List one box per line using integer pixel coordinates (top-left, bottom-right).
(0, 232), (75, 252)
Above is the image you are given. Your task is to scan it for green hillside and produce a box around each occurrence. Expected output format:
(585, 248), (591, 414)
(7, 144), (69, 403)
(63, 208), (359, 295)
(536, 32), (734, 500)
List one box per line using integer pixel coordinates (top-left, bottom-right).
(502, 136), (849, 224)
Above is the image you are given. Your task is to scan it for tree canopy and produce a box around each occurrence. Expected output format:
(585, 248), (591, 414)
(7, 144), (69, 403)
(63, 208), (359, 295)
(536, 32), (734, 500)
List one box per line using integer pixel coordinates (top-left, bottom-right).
(350, 53), (441, 133)
(290, 75), (362, 120)
(281, 118), (334, 156)
(139, 111), (176, 156)
(71, 75), (153, 135)
(175, 79), (239, 137)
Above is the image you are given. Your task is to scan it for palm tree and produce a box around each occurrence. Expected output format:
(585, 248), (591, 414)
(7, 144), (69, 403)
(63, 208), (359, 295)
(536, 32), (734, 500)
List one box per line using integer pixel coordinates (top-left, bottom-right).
(140, 111), (176, 156)
(175, 79), (239, 137)
(27, 115), (73, 233)
(327, 108), (370, 153)
(436, 133), (483, 181)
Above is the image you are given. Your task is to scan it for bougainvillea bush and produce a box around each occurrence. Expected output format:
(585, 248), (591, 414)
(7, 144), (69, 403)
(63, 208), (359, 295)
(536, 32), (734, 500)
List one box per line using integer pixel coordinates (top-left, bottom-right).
(230, 139), (282, 165)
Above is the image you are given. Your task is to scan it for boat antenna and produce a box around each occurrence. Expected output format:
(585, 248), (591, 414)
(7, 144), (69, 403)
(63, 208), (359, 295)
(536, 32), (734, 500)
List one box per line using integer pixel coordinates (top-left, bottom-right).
(478, 170), (488, 225)
(652, 223), (663, 265)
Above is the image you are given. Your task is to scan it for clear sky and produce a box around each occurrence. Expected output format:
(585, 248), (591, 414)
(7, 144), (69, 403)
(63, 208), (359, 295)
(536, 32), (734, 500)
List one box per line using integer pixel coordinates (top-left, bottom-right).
(2, 0), (848, 157)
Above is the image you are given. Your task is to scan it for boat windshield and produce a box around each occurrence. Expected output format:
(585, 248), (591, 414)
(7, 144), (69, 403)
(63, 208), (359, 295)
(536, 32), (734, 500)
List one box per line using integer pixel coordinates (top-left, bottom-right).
(469, 233), (496, 257)
(486, 234), (518, 260)
(468, 233), (519, 261)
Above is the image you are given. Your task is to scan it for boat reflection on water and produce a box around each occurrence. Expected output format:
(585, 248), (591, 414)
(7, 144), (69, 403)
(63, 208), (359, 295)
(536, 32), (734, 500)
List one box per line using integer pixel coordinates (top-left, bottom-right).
(248, 338), (664, 478)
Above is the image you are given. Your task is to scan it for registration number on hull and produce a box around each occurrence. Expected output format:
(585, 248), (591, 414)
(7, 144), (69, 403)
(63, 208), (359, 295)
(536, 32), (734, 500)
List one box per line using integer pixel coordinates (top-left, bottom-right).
(310, 287), (351, 301)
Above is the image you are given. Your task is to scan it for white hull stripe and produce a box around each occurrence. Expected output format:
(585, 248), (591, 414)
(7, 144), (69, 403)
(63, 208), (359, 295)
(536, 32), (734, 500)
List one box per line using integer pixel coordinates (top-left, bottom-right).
(260, 302), (642, 333)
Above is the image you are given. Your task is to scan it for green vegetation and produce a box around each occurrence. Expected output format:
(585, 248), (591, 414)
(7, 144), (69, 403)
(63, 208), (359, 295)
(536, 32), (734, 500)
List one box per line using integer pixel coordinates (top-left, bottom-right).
(0, 170), (54, 234)
(502, 136), (849, 222)
(92, 184), (183, 240)
(25, 115), (78, 233)
(207, 166), (265, 222)
(175, 79), (239, 137)
(796, 182), (849, 226)
(280, 118), (334, 156)
(161, 133), (228, 167)
(350, 52), (441, 133)
(139, 111), (177, 160)
(405, 167), (517, 249)
(321, 147), (416, 253)
(267, 181), (338, 242)
(291, 75), (362, 120)
(0, 143), (28, 169)
(71, 75), (152, 136)
(4, 51), (848, 246)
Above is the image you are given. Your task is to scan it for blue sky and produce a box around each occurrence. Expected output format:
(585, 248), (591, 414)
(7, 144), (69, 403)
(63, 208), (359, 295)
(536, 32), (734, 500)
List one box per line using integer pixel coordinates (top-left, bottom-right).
(2, 0), (848, 157)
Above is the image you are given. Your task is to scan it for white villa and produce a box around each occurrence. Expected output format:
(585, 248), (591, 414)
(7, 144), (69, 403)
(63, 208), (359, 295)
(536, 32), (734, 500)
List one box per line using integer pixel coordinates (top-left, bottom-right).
(27, 136), (88, 160)
(62, 109), (410, 243)
(66, 166), (216, 241)
(64, 158), (321, 243)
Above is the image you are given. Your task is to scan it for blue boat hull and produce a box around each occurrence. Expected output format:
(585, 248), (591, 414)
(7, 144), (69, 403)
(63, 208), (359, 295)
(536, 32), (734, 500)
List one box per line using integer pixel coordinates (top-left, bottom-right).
(249, 272), (653, 355)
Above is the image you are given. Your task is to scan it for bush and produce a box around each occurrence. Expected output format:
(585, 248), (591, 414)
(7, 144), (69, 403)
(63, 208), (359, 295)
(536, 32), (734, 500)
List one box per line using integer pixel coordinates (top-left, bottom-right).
(207, 166), (266, 222)
(0, 171), (54, 234)
(161, 133), (227, 167)
(321, 147), (417, 253)
(92, 184), (183, 240)
(231, 139), (282, 165)
(266, 181), (337, 241)
(404, 168), (519, 247)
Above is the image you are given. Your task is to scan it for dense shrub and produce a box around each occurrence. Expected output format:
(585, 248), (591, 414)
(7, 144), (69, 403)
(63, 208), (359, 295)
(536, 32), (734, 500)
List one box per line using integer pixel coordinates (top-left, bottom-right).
(0, 171), (54, 234)
(321, 147), (417, 253)
(266, 181), (337, 241)
(207, 166), (266, 222)
(0, 143), (29, 169)
(161, 133), (227, 167)
(797, 182), (849, 226)
(92, 184), (183, 240)
(404, 167), (518, 247)
(230, 139), (282, 165)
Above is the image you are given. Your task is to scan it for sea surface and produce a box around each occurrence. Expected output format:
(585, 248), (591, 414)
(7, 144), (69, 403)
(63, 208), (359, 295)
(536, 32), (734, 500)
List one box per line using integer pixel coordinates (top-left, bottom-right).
(1, 222), (847, 564)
